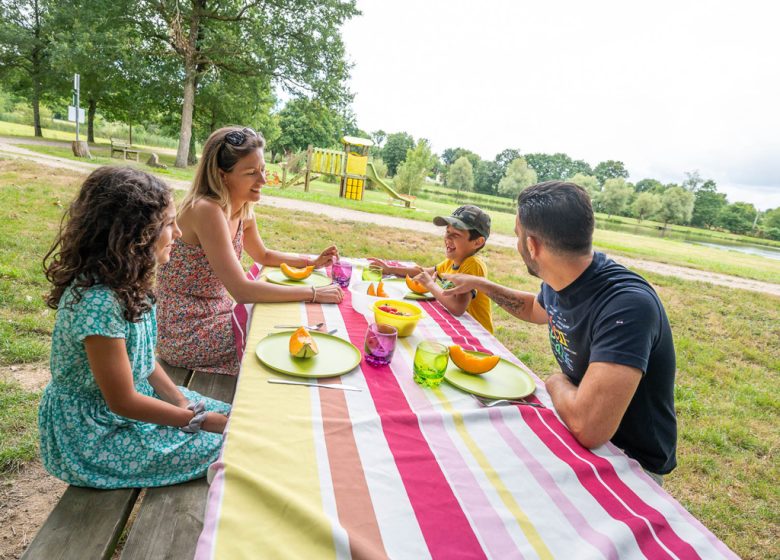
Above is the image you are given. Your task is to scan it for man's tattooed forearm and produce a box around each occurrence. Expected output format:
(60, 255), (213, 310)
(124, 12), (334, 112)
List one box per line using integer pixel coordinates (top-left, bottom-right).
(489, 290), (526, 316)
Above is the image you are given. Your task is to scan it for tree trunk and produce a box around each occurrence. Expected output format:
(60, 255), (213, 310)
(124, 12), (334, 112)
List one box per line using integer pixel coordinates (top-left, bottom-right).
(175, 62), (197, 168)
(87, 98), (97, 143)
(188, 130), (198, 165)
(129, 122), (133, 145)
(72, 141), (91, 158)
(32, 78), (42, 137)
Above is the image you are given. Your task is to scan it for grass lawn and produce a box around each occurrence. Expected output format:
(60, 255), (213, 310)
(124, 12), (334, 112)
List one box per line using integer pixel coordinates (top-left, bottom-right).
(0, 158), (777, 558)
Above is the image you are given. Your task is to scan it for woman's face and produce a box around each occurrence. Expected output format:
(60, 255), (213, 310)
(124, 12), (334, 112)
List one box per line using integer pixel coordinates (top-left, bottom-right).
(221, 148), (267, 206)
(155, 201), (181, 264)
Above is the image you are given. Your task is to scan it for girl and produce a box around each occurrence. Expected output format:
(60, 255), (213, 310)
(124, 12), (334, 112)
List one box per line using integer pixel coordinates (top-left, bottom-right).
(39, 167), (230, 489)
(157, 126), (343, 376)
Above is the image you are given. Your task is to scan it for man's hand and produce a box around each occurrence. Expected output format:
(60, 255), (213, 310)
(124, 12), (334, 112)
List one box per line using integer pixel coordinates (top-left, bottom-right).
(440, 273), (483, 296)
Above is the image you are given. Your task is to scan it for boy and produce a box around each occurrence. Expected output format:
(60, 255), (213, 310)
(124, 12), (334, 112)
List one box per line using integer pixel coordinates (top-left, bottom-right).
(368, 204), (493, 333)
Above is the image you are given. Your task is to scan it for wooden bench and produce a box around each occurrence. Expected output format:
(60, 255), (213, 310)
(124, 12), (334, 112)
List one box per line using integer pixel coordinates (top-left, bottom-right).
(22, 362), (236, 560)
(110, 139), (140, 162)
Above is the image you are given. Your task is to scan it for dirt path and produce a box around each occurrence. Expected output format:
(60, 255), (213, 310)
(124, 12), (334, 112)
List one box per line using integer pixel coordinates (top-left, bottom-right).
(1, 142), (778, 297)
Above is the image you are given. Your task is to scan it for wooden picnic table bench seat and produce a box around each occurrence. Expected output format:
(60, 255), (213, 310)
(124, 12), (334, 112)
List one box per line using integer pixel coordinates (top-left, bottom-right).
(110, 138), (140, 162)
(22, 362), (236, 560)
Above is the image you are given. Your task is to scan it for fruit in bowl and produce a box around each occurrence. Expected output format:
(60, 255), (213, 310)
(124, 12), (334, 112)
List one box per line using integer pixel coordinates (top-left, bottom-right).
(281, 263), (314, 280)
(373, 299), (423, 337)
(449, 345), (499, 374)
(289, 326), (319, 359)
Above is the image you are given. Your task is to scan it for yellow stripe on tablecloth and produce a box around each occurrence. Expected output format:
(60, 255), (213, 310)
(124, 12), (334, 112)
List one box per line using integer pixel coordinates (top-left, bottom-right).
(213, 302), (337, 560)
(399, 338), (553, 559)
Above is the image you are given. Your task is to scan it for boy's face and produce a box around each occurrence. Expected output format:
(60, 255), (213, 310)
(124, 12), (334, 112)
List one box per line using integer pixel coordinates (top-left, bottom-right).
(444, 225), (484, 263)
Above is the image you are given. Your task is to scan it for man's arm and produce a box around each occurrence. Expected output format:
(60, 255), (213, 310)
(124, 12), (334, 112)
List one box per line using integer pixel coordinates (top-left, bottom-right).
(442, 273), (547, 324)
(545, 362), (642, 448)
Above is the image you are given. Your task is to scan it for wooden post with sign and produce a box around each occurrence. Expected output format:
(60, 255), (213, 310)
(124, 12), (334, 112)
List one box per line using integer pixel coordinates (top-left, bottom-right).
(69, 74), (92, 158)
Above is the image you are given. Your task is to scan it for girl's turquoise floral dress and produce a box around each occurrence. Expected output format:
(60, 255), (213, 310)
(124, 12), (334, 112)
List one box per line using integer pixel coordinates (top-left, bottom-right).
(39, 284), (231, 489)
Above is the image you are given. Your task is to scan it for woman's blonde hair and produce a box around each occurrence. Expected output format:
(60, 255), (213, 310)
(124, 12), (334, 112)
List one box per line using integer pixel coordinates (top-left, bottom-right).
(180, 126), (266, 220)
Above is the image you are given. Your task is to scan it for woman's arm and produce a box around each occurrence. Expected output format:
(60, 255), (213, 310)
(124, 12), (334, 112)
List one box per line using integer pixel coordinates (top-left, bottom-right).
(189, 201), (342, 304)
(85, 337), (227, 433)
(243, 220), (339, 268)
(147, 361), (188, 407)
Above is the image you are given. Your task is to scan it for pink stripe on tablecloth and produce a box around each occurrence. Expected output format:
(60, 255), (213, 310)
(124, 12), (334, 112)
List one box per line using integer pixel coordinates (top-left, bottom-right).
(420, 302), (619, 559)
(196, 263), (261, 560)
(340, 289), (486, 559)
(526, 409), (700, 559)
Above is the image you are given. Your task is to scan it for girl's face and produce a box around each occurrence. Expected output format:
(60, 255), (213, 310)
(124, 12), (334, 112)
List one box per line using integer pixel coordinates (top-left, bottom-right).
(155, 201), (181, 264)
(221, 148), (267, 207)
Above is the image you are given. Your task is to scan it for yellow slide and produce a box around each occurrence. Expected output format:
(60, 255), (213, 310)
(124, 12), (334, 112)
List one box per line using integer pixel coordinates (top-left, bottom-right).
(365, 162), (416, 209)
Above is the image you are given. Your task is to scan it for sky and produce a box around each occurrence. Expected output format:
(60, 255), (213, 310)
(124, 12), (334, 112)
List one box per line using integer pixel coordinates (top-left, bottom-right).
(340, 0), (780, 210)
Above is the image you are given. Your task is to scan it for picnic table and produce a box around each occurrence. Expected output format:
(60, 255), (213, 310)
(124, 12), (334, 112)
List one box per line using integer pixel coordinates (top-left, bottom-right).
(194, 259), (737, 559)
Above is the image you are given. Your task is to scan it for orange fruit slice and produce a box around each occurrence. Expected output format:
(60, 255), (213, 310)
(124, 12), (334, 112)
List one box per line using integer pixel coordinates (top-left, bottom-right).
(281, 263), (314, 280)
(405, 275), (428, 294)
(376, 281), (388, 298)
(449, 345), (500, 374)
(289, 326), (319, 358)
(367, 283), (376, 296)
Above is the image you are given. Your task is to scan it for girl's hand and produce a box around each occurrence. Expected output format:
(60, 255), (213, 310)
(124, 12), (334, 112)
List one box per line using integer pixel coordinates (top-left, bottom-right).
(314, 284), (344, 304)
(314, 245), (339, 268)
(413, 269), (437, 292)
(202, 412), (228, 434)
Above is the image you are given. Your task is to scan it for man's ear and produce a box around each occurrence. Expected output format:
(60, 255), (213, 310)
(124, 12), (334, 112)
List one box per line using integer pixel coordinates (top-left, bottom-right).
(526, 235), (540, 258)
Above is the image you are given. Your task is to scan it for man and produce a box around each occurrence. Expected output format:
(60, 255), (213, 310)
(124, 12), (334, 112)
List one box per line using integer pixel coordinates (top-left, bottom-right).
(444, 181), (677, 484)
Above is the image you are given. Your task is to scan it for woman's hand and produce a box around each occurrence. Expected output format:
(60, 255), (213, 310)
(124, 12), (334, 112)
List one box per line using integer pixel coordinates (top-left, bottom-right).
(314, 284), (344, 304)
(313, 245), (339, 268)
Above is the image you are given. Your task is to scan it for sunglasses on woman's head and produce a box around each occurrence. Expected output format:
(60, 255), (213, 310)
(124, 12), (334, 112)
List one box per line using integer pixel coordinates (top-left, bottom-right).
(224, 127), (258, 146)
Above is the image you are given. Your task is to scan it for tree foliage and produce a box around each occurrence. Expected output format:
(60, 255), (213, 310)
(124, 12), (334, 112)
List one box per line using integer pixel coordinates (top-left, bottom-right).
(447, 156), (474, 194)
(593, 160), (629, 184)
(497, 157), (537, 197)
(275, 97), (347, 153)
(657, 186), (695, 226)
(393, 139), (434, 195)
(382, 131), (415, 175)
(635, 178), (665, 194)
(568, 172), (600, 200)
(632, 192), (662, 223)
(524, 152), (592, 183)
(717, 202), (757, 234)
(690, 181), (727, 228)
(598, 178), (633, 218)
(474, 160), (503, 196)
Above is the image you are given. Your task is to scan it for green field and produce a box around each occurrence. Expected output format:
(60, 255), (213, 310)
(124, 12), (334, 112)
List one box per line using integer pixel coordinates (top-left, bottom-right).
(0, 158), (778, 558)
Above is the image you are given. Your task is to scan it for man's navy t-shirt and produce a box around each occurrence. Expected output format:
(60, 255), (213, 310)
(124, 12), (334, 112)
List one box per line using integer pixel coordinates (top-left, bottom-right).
(537, 252), (677, 474)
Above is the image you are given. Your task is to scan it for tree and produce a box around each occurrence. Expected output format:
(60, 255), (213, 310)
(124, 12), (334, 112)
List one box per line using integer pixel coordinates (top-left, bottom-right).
(494, 148), (522, 173)
(473, 160), (503, 196)
(762, 207), (780, 230)
(593, 160), (629, 184)
(635, 178), (665, 194)
(497, 157), (537, 197)
(441, 147), (480, 169)
(690, 181), (727, 228)
(598, 178), (633, 218)
(717, 202), (757, 234)
(568, 172), (600, 200)
(382, 131), (415, 175)
(0, 0), (58, 137)
(682, 170), (705, 192)
(393, 139), (434, 195)
(138, 0), (359, 168)
(275, 97), (345, 153)
(632, 192), (662, 223)
(524, 153), (592, 183)
(447, 156), (473, 195)
(370, 129), (387, 148)
(656, 186), (695, 226)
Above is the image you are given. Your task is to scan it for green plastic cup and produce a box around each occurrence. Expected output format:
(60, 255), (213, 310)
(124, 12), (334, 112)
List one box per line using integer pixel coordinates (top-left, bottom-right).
(362, 264), (383, 282)
(413, 341), (449, 388)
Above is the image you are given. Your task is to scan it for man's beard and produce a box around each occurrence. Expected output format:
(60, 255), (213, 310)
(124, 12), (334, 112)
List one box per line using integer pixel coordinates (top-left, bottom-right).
(519, 237), (540, 278)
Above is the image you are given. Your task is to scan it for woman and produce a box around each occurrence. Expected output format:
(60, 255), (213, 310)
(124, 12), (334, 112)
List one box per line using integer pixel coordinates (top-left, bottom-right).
(157, 126), (343, 375)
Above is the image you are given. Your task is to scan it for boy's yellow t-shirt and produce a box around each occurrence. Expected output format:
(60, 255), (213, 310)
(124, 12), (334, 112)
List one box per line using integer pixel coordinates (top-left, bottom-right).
(435, 255), (494, 333)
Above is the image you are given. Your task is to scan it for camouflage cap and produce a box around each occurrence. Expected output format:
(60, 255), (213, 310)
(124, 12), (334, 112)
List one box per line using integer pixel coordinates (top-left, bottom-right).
(433, 205), (491, 239)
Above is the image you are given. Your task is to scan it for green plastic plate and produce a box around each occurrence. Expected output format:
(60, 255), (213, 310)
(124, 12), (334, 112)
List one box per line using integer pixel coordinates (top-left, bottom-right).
(404, 292), (435, 301)
(255, 331), (361, 378)
(265, 269), (332, 287)
(444, 351), (536, 400)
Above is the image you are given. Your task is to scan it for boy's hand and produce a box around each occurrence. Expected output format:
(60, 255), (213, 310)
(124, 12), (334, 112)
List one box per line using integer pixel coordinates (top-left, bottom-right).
(412, 269), (437, 292)
(314, 245), (339, 268)
(440, 273), (482, 295)
(366, 257), (396, 274)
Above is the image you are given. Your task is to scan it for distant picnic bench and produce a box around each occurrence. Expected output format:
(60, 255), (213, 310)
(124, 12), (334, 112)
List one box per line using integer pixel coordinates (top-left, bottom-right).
(110, 138), (140, 162)
(22, 362), (235, 560)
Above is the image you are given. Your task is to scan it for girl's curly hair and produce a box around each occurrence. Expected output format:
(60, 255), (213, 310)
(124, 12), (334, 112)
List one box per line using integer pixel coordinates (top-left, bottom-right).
(44, 166), (173, 322)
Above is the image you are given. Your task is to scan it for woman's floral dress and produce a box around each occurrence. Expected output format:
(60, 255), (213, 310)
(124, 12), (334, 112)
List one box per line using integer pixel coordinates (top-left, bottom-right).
(157, 222), (243, 375)
(38, 285), (230, 489)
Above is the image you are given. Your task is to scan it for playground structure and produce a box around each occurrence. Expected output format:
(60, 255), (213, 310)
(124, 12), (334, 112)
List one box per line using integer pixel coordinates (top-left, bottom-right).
(297, 136), (416, 208)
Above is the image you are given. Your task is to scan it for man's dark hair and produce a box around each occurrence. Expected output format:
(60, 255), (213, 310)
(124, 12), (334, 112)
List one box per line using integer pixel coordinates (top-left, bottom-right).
(517, 181), (594, 255)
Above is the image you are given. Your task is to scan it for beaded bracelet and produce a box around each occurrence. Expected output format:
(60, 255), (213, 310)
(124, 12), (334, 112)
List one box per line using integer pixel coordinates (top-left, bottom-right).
(310, 286), (317, 303)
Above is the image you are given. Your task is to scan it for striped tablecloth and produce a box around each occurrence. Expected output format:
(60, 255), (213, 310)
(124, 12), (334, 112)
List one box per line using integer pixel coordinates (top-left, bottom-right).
(196, 262), (736, 560)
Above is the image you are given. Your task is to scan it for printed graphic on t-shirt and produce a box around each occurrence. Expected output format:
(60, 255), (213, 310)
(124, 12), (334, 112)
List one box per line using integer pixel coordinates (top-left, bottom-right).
(547, 305), (575, 372)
